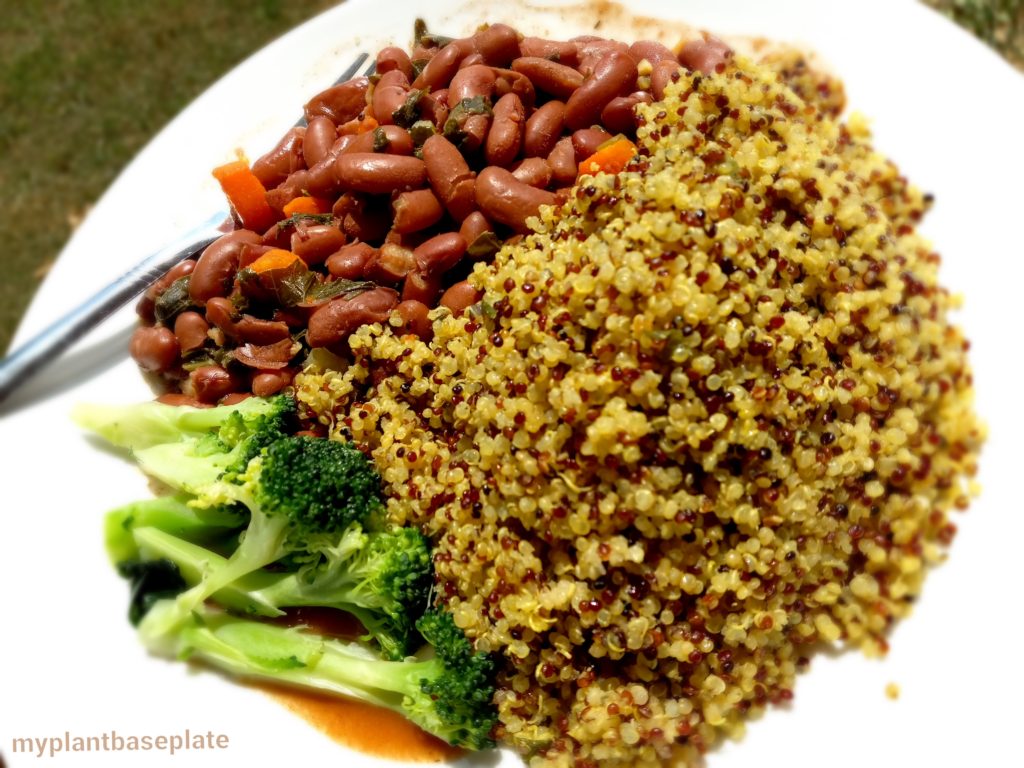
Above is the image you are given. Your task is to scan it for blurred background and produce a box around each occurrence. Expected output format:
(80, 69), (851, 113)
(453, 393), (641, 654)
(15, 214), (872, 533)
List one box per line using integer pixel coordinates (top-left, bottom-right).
(1, 0), (1021, 353)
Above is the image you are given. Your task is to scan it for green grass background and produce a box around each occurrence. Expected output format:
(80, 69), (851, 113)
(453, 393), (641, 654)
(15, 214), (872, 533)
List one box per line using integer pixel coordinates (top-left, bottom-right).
(1, 0), (1021, 353)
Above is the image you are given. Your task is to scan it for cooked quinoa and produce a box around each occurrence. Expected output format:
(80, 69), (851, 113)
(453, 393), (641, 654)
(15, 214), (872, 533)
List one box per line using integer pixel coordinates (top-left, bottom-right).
(296, 52), (984, 767)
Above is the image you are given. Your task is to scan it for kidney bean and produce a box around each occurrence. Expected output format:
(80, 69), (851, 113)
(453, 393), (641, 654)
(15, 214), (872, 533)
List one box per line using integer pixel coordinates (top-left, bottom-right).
(475, 166), (556, 234)
(422, 134), (476, 221)
(523, 100), (565, 158)
(485, 92), (525, 168)
(205, 297), (240, 338)
(302, 116), (338, 168)
(458, 52), (485, 69)
(156, 393), (206, 407)
(565, 51), (638, 131)
(511, 157), (553, 189)
(334, 194), (392, 242)
(234, 315), (291, 345)
(547, 136), (578, 186)
(190, 364), (242, 404)
(335, 153), (426, 194)
(238, 241), (275, 268)
(252, 368), (295, 397)
(572, 127), (613, 162)
(651, 59), (683, 100)
(189, 230), (261, 305)
(510, 57), (584, 100)
(469, 24), (520, 66)
(304, 77), (370, 125)
(575, 38), (630, 77)
(412, 43), (464, 91)
(394, 300), (433, 340)
(327, 242), (376, 279)
(365, 243), (416, 282)
(414, 232), (467, 276)
(402, 269), (444, 305)
(130, 326), (180, 372)
(252, 127), (306, 189)
(290, 224), (346, 266)
(305, 153), (345, 198)
(678, 34), (733, 74)
(234, 338), (298, 369)
(601, 92), (651, 134)
(459, 210), (493, 244)
(376, 46), (413, 80)
(491, 68), (535, 110)
(628, 40), (677, 65)
(393, 188), (444, 234)
(449, 64), (497, 104)
(145, 258), (196, 303)
(440, 281), (482, 315)
(173, 311), (209, 353)
(265, 169), (311, 214)
(306, 287), (400, 348)
(343, 125), (415, 156)
(372, 83), (411, 127)
(417, 89), (449, 128)
(519, 37), (579, 66)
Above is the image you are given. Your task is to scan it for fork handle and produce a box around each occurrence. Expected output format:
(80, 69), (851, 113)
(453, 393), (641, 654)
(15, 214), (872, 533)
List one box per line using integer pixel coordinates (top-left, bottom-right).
(0, 211), (229, 405)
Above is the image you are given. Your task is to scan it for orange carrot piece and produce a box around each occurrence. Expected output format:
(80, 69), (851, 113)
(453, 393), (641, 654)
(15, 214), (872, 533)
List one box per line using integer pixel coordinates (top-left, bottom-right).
(247, 248), (306, 275)
(339, 115), (379, 136)
(282, 196), (333, 217)
(578, 137), (638, 178)
(212, 159), (276, 232)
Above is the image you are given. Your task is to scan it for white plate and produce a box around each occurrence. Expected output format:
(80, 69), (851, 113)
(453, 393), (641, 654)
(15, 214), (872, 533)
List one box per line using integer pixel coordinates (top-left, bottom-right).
(2, 1), (1023, 766)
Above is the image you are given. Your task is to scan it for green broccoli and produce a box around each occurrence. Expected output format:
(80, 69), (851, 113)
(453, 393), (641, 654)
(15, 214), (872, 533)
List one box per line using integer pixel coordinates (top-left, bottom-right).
(160, 602), (497, 749)
(128, 523), (432, 659)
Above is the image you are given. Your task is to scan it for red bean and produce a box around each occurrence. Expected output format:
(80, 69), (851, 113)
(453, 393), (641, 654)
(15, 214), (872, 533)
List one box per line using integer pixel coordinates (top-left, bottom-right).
(575, 38), (630, 77)
(449, 64), (498, 104)
(252, 368), (295, 397)
(678, 34), (733, 74)
(302, 116), (338, 168)
(372, 83), (411, 127)
(265, 169), (311, 215)
(306, 288), (400, 348)
(651, 59), (683, 100)
(204, 297), (240, 338)
(475, 166), (556, 234)
(252, 127), (306, 189)
(412, 43), (465, 91)
(413, 232), (467, 276)
(422, 134), (476, 221)
(334, 194), (391, 242)
(189, 230), (261, 305)
(547, 137), (578, 186)
(628, 40), (677, 65)
(402, 269), (444, 305)
(565, 51), (637, 131)
(304, 77), (370, 125)
(491, 67), (536, 110)
(572, 127), (613, 162)
(145, 258), (196, 303)
(394, 300), (433, 340)
(511, 157), (553, 189)
(485, 92), (525, 168)
(173, 311), (209, 353)
(234, 315), (291, 345)
(523, 100), (565, 158)
(190, 364), (242, 404)
(365, 243), (416, 283)
(459, 210), (493, 244)
(130, 326), (179, 372)
(342, 125), (415, 156)
(290, 224), (346, 266)
(376, 46), (413, 80)
(334, 153), (426, 194)
(510, 57), (583, 100)
(393, 188), (444, 234)
(156, 393), (206, 408)
(469, 24), (521, 67)
(601, 92), (650, 134)
(440, 281), (482, 315)
(327, 242), (376, 279)
(518, 37), (579, 67)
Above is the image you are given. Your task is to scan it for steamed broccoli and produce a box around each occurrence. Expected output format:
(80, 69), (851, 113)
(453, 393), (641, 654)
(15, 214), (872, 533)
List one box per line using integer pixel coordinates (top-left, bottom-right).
(128, 523), (432, 659)
(139, 434), (384, 645)
(160, 602), (497, 749)
(73, 395), (296, 494)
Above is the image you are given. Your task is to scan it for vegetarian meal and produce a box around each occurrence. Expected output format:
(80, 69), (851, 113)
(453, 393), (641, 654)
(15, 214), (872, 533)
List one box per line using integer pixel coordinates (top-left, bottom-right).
(78, 17), (984, 768)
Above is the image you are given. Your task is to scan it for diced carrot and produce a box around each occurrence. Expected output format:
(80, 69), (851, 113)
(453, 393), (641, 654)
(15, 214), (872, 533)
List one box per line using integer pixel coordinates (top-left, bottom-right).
(247, 248), (306, 275)
(282, 196), (333, 217)
(339, 114), (379, 136)
(577, 137), (638, 178)
(212, 159), (276, 232)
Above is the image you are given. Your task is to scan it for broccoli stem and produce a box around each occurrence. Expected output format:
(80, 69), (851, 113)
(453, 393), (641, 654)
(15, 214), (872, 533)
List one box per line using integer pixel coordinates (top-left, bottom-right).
(105, 495), (243, 564)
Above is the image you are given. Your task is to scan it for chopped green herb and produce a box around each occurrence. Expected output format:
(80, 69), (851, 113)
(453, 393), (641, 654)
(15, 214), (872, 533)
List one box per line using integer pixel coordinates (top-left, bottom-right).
(154, 276), (195, 325)
(392, 90), (425, 129)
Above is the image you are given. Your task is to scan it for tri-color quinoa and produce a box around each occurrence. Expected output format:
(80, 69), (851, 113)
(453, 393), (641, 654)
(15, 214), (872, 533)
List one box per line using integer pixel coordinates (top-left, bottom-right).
(296, 51), (984, 767)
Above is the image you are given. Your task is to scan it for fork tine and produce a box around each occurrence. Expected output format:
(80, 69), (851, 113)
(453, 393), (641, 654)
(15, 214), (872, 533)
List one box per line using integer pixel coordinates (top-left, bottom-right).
(334, 51), (370, 85)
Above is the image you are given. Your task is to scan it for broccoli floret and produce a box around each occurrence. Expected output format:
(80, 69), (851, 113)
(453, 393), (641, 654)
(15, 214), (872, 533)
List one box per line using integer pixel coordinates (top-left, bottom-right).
(127, 523), (432, 659)
(160, 603), (497, 749)
(73, 395), (296, 494)
(139, 435), (384, 645)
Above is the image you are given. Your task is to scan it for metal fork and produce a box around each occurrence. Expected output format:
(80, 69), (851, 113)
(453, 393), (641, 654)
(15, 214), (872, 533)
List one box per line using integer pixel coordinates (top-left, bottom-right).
(0, 52), (373, 406)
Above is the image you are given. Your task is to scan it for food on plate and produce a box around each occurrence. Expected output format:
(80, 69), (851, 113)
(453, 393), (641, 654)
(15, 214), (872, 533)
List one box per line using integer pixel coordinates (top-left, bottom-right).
(84, 17), (983, 768)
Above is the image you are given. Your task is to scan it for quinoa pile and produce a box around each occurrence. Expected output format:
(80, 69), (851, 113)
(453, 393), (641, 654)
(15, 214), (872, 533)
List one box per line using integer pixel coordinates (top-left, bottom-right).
(296, 53), (984, 767)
